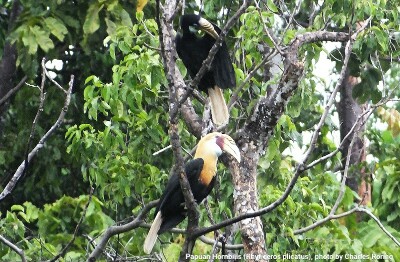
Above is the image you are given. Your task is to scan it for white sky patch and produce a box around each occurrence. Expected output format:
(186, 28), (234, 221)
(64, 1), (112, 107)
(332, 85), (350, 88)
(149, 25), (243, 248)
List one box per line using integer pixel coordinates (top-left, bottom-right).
(45, 59), (64, 79)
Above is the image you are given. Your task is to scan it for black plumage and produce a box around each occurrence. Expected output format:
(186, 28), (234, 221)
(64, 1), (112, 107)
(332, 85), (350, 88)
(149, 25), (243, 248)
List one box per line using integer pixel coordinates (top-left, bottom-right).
(176, 14), (236, 126)
(143, 132), (241, 254)
(155, 158), (215, 234)
(176, 14), (236, 92)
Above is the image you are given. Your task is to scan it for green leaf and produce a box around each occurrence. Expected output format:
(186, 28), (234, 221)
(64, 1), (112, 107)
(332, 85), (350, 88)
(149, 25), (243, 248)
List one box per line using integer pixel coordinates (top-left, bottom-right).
(105, 18), (117, 38)
(116, 100), (124, 117)
(362, 225), (382, 248)
(30, 25), (54, 52)
(11, 205), (24, 212)
(381, 130), (393, 143)
(83, 3), (104, 34)
(371, 88), (382, 104)
(352, 82), (366, 101)
(267, 0), (278, 12)
(22, 28), (38, 54)
(44, 17), (68, 41)
(136, 11), (144, 21)
(119, 8), (133, 28)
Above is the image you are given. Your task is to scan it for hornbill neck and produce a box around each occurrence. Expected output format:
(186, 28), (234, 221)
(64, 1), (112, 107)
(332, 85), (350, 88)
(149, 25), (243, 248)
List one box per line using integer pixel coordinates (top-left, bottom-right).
(194, 141), (220, 186)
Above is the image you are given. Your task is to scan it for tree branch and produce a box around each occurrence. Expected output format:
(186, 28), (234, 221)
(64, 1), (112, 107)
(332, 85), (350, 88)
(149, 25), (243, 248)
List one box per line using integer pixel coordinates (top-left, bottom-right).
(0, 70), (74, 202)
(87, 200), (158, 261)
(0, 234), (27, 262)
(22, 58), (47, 181)
(193, 27), (370, 239)
(0, 75), (27, 107)
(158, 1), (201, 258)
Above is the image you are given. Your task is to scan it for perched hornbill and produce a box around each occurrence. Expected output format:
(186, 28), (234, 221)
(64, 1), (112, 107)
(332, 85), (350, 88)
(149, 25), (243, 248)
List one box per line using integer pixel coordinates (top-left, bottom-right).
(143, 132), (241, 254)
(176, 14), (236, 126)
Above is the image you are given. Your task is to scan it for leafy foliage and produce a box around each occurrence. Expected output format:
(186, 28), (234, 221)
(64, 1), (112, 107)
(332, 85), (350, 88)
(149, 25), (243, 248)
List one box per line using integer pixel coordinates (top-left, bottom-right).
(1, 0), (400, 261)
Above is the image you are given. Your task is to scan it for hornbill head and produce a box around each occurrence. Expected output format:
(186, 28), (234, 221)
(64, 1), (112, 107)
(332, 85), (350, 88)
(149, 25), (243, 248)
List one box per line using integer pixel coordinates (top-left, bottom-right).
(196, 132), (241, 163)
(180, 14), (219, 39)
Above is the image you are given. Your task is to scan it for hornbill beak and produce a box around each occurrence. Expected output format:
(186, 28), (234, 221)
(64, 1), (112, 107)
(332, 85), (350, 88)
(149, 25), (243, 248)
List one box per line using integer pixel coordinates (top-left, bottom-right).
(198, 17), (219, 39)
(219, 134), (241, 163)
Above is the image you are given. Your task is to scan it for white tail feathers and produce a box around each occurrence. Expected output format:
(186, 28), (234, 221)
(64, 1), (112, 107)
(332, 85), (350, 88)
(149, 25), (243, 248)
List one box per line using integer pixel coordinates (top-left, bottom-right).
(143, 211), (162, 254)
(208, 86), (229, 126)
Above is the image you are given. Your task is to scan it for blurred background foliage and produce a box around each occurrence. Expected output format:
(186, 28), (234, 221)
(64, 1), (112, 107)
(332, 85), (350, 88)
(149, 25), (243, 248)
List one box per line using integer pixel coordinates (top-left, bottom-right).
(0, 0), (400, 261)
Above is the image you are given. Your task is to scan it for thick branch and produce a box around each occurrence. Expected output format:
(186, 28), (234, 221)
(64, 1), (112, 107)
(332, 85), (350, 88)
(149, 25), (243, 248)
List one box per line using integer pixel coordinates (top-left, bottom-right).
(0, 0), (22, 116)
(243, 31), (350, 150)
(158, 1), (200, 259)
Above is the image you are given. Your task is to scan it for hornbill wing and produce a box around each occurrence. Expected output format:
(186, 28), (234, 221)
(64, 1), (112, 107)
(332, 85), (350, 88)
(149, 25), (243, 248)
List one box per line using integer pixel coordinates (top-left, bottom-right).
(207, 23), (236, 89)
(213, 42), (236, 88)
(185, 158), (216, 202)
(176, 33), (215, 91)
(156, 158), (206, 233)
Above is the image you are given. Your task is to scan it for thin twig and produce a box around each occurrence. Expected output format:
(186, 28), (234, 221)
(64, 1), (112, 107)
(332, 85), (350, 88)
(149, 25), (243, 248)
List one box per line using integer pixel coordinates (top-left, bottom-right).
(228, 54), (274, 109)
(22, 59), (47, 180)
(152, 145), (172, 156)
(47, 188), (94, 261)
(305, 106), (374, 170)
(330, 111), (363, 215)
(359, 207), (400, 247)
(294, 207), (358, 235)
(43, 62), (68, 94)
(255, 1), (284, 55)
(0, 75), (27, 106)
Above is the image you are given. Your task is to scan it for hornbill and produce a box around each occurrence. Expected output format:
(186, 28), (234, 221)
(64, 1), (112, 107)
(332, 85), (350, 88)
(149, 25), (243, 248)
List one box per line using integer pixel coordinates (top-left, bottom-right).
(176, 14), (236, 126)
(143, 132), (241, 254)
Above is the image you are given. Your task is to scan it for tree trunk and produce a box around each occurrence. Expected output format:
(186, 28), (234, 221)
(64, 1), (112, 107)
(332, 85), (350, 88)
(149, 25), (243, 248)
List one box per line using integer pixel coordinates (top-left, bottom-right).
(337, 69), (370, 205)
(230, 140), (267, 261)
(0, 0), (22, 119)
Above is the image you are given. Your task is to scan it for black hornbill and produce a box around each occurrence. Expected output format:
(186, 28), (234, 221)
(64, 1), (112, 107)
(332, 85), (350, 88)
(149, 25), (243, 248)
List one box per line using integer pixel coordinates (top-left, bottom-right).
(176, 14), (236, 126)
(143, 132), (241, 254)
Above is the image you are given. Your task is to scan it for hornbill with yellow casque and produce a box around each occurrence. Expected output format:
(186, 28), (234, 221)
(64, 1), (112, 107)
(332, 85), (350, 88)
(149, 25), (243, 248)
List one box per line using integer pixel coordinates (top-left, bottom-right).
(176, 14), (236, 126)
(143, 132), (241, 254)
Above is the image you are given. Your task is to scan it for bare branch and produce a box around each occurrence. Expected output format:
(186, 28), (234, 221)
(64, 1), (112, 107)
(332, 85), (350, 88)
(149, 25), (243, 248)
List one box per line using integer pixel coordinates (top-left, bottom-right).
(294, 206), (400, 247)
(359, 207), (400, 247)
(0, 71), (74, 202)
(88, 200), (158, 261)
(228, 54), (274, 109)
(301, 33), (355, 166)
(330, 111), (364, 215)
(0, 75), (27, 106)
(158, 1), (202, 258)
(0, 234), (27, 262)
(43, 64), (68, 94)
(22, 58), (48, 182)
(294, 207), (358, 235)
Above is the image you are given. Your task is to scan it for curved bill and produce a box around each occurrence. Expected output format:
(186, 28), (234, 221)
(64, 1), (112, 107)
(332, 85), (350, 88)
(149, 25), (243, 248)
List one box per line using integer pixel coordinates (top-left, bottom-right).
(220, 134), (241, 163)
(198, 17), (219, 39)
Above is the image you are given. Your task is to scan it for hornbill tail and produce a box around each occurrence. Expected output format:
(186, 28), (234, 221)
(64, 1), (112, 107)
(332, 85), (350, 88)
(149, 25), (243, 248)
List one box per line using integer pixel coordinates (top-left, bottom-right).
(208, 86), (229, 126)
(143, 211), (162, 254)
